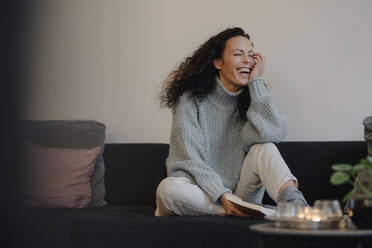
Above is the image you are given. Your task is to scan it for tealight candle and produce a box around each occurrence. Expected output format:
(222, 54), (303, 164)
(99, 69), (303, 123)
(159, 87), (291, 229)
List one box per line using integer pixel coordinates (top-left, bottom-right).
(312, 215), (321, 222)
(305, 208), (325, 222)
(295, 206), (311, 220)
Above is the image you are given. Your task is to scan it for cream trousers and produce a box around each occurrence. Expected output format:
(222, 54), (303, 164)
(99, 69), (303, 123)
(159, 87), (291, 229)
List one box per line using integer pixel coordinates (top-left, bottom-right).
(155, 143), (297, 216)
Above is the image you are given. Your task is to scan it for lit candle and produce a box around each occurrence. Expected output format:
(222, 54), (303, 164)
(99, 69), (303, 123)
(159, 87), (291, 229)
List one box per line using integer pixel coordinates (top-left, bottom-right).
(297, 213), (305, 219)
(296, 206), (311, 220)
(312, 215), (321, 222)
(308, 208), (323, 222)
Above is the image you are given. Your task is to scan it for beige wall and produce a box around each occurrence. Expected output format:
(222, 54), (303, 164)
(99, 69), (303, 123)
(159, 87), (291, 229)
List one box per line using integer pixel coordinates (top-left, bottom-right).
(24, 0), (372, 143)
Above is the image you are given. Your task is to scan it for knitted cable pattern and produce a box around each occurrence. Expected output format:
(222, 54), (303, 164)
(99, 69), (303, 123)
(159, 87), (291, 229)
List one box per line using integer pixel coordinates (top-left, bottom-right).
(166, 77), (288, 203)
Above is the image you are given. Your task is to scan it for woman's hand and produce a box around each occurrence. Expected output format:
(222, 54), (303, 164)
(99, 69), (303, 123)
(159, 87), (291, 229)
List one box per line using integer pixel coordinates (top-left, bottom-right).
(219, 193), (253, 218)
(249, 52), (265, 81)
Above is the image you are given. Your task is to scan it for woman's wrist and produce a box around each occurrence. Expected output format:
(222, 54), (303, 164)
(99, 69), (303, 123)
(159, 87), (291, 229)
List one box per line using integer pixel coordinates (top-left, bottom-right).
(218, 192), (228, 204)
(250, 76), (264, 82)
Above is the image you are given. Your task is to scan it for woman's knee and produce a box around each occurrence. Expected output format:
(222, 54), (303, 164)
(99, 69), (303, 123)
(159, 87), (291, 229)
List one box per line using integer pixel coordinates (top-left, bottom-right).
(156, 177), (213, 206)
(156, 177), (188, 202)
(157, 177), (226, 216)
(251, 142), (276, 151)
(248, 143), (279, 159)
(246, 143), (277, 160)
(156, 177), (175, 200)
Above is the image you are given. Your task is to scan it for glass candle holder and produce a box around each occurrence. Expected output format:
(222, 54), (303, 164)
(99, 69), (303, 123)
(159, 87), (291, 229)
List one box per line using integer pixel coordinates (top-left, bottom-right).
(313, 200), (343, 220)
(305, 208), (324, 222)
(295, 206), (311, 220)
(275, 202), (297, 219)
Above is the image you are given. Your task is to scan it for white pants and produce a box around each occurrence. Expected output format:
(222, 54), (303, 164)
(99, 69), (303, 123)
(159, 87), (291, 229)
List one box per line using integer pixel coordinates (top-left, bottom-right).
(155, 143), (297, 216)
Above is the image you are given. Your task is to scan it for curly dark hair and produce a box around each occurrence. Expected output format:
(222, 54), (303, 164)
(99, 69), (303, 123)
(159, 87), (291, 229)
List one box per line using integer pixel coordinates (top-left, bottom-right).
(159, 27), (253, 121)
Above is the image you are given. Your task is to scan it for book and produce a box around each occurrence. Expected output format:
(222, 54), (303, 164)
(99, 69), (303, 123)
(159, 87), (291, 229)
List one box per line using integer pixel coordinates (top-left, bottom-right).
(224, 194), (276, 218)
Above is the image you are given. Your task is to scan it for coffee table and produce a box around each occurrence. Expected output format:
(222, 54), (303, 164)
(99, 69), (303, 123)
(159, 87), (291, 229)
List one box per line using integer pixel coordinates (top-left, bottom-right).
(250, 222), (372, 248)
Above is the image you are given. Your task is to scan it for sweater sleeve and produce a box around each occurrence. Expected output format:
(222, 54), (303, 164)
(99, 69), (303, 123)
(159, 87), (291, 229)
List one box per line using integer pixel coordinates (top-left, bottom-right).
(166, 94), (231, 203)
(241, 78), (288, 151)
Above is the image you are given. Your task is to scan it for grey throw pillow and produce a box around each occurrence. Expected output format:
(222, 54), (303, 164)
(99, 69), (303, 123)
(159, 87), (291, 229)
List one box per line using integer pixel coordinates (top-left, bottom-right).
(21, 120), (107, 207)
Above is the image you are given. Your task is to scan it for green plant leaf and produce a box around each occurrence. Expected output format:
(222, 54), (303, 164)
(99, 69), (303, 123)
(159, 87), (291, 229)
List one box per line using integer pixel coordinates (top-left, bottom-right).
(360, 159), (371, 166)
(343, 189), (356, 203)
(351, 164), (366, 175)
(331, 164), (353, 171)
(330, 171), (350, 185)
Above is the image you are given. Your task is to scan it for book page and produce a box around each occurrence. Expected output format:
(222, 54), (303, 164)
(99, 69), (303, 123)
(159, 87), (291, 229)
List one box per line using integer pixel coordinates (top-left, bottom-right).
(225, 194), (276, 217)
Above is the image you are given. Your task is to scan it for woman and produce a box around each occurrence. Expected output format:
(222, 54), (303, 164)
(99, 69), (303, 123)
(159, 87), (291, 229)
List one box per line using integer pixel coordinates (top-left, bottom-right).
(156, 27), (307, 217)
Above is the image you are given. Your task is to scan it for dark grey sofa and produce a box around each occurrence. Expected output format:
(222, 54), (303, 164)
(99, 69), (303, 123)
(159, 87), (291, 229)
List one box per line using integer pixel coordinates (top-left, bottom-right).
(12, 141), (372, 248)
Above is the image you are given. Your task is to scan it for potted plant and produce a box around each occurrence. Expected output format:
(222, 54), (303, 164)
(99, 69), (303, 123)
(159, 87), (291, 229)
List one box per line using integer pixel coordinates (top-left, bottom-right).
(330, 155), (372, 228)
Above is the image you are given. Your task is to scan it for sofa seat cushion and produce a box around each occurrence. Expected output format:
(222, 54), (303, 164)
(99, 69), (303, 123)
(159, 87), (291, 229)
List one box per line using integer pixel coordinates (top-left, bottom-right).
(73, 211), (267, 248)
(13, 205), (372, 248)
(15, 205), (267, 248)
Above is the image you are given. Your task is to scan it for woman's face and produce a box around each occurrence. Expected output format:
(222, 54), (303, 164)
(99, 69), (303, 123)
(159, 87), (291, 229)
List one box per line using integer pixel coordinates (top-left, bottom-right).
(214, 36), (255, 92)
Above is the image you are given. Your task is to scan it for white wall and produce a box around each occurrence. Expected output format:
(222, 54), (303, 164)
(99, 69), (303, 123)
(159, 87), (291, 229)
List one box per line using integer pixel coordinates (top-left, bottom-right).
(24, 0), (372, 143)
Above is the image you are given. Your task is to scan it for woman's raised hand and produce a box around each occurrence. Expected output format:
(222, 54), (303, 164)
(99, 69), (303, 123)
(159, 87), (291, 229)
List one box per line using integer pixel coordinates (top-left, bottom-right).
(219, 193), (252, 218)
(248, 52), (265, 81)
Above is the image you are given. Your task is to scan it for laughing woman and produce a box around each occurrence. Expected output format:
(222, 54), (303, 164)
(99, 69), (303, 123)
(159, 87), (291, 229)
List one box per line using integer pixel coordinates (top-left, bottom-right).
(156, 27), (307, 217)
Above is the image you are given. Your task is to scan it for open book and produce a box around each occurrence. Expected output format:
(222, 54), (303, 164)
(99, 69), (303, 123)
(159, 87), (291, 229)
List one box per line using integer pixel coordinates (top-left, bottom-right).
(224, 194), (276, 218)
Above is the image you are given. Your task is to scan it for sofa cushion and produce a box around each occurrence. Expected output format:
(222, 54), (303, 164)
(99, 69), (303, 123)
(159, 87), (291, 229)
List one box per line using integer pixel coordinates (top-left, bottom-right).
(23, 142), (101, 208)
(15, 204), (372, 248)
(21, 120), (107, 207)
(102, 142), (367, 207)
(103, 143), (168, 207)
(15, 205), (266, 248)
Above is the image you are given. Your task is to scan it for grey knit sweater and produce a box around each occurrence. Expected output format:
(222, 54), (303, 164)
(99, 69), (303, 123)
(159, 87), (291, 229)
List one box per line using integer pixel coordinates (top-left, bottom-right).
(166, 76), (288, 203)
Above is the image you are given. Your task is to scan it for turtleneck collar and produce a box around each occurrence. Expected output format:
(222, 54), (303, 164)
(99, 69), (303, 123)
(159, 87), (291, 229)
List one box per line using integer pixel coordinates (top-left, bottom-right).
(206, 76), (244, 112)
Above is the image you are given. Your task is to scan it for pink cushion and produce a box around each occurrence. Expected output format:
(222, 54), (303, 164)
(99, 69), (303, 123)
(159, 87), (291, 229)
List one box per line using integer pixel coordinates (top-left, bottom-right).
(23, 142), (101, 208)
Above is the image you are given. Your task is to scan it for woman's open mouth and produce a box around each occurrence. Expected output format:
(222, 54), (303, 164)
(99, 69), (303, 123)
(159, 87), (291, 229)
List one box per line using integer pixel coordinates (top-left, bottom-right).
(237, 67), (250, 77)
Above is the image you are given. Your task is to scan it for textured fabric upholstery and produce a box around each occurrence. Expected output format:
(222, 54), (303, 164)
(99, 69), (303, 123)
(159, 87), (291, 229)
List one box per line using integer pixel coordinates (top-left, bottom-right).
(21, 120), (107, 207)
